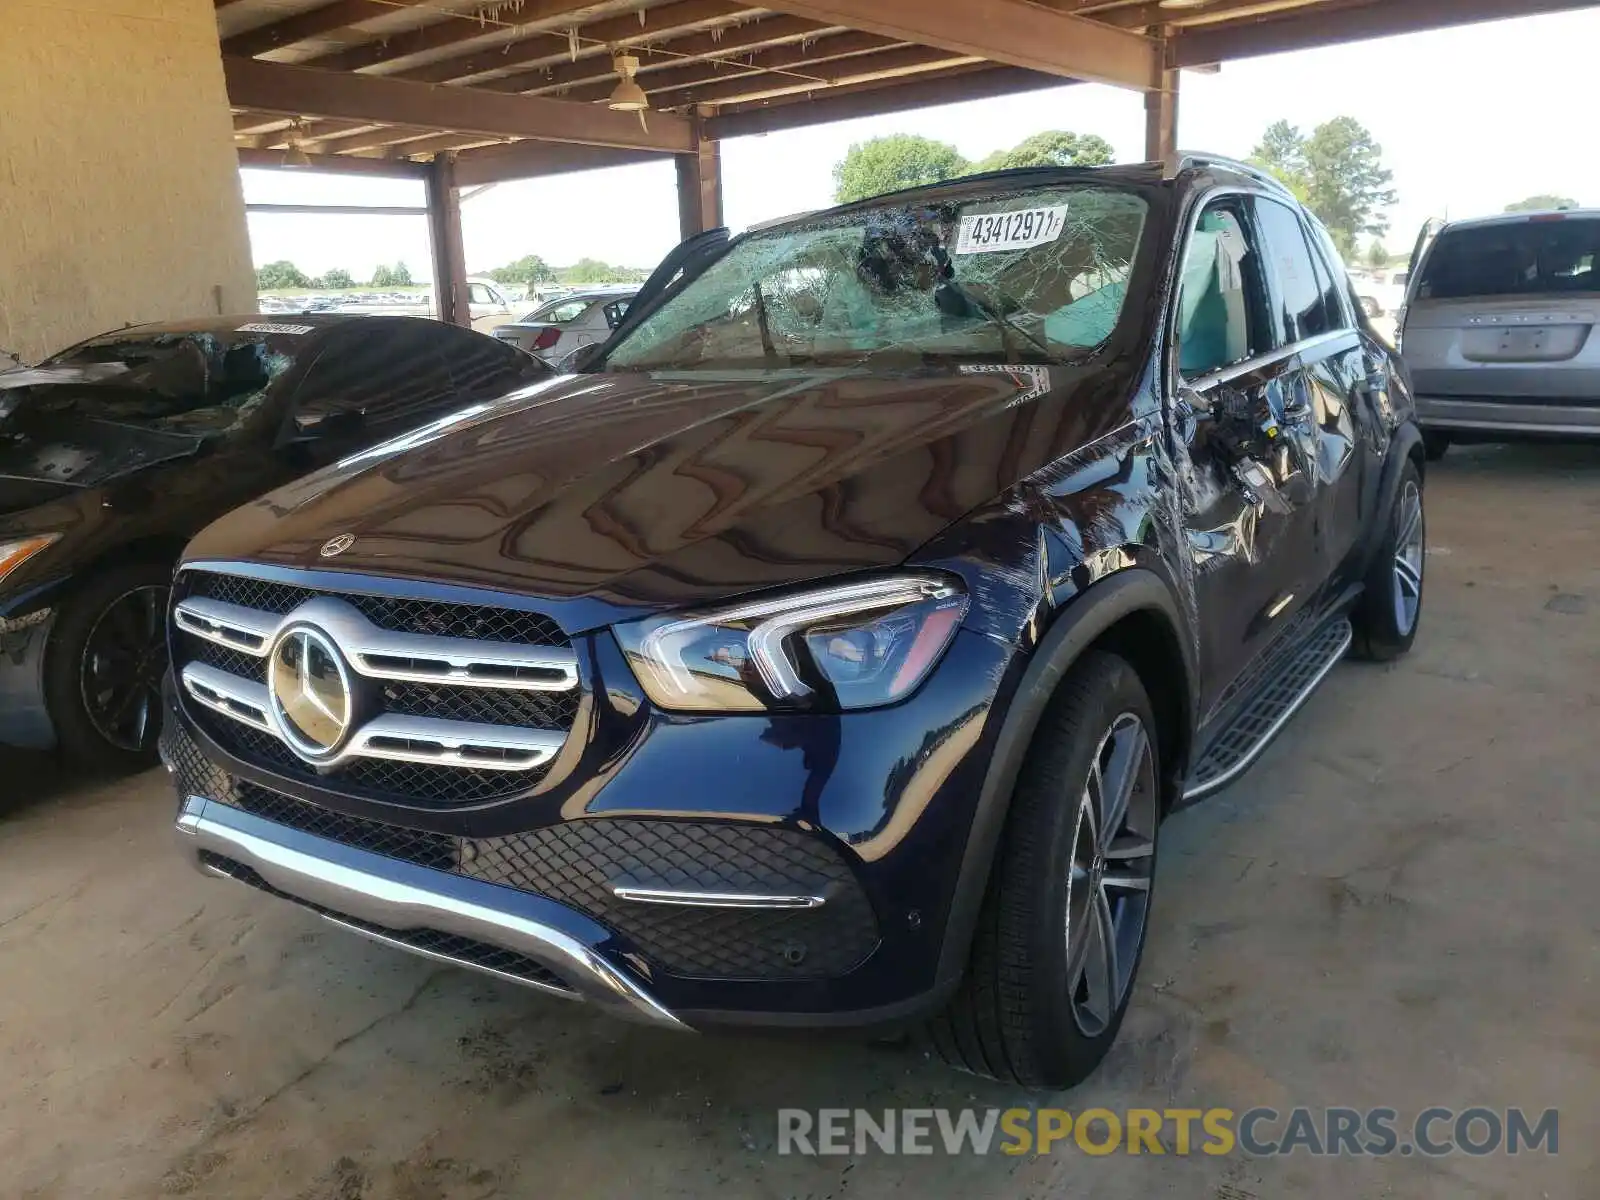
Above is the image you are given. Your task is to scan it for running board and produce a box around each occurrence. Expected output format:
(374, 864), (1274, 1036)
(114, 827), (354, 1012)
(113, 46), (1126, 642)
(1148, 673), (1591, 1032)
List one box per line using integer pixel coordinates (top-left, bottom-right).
(1182, 617), (1353, 803)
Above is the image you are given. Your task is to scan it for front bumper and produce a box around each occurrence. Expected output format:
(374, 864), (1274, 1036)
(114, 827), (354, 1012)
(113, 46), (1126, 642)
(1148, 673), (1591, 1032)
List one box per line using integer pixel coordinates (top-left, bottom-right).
(175, 794), (686, 1028)
(0, 608), (56, 749)
(1416, 394), (1600, 437)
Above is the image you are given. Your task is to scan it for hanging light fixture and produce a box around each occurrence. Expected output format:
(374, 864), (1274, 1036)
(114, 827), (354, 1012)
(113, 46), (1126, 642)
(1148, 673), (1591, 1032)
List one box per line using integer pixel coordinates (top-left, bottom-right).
(282, 119), (312, 169)
(607, 53), (649, 113)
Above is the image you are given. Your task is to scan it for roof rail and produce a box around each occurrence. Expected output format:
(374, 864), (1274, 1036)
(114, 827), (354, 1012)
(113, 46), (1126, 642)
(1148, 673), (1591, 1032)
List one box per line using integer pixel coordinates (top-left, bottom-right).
(1169, 152), (1295, 197)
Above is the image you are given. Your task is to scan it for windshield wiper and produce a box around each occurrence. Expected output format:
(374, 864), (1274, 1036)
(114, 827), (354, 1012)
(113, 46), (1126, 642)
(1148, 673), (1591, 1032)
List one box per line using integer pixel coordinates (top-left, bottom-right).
(936, 279), (1054, 364)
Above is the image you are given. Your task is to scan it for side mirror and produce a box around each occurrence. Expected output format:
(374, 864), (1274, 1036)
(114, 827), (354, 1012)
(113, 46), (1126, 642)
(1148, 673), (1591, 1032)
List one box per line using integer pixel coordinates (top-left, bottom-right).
(556, 344), (604, 374)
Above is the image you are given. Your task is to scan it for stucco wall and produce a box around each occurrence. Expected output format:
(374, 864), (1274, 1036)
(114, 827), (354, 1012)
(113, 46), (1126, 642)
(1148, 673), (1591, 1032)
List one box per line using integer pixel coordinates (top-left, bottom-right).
(0, 0), (254, 364)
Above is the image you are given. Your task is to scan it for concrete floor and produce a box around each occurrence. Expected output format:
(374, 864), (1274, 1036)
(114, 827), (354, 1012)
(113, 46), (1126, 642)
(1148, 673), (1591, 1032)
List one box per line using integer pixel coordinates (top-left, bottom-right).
(2, 443), (1596, 1199)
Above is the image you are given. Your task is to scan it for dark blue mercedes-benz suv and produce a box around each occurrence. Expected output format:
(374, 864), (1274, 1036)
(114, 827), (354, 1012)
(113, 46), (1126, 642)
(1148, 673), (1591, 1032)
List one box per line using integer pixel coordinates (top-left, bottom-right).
(162, 156), (1425, 1088)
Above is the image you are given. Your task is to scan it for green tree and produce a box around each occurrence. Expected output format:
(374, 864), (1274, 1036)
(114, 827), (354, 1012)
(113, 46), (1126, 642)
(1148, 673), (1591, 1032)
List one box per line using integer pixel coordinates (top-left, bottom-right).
(1366, 240), (1388, 269)
(970, 130), (1115, 173)
(562, 258), (619, 284)
(1250, 117), (1396, 258)
(1506, 194), (1578, 212)
(488, 254), (555, 286)
(255, 260), (310, 290)
(370, 264), (395, 287)
(391, 261), (414, 286)
(321, 267), (355, 288)
(833, 135), (967, 203)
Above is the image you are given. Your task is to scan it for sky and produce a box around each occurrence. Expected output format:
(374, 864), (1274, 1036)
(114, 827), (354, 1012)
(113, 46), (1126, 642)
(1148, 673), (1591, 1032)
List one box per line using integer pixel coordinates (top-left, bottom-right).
(242, 7), (1600, 285)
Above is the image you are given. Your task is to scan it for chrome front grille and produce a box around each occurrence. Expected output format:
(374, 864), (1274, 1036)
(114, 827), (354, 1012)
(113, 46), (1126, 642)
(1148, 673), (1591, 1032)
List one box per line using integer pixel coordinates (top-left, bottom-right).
(172, 568), (579, 804)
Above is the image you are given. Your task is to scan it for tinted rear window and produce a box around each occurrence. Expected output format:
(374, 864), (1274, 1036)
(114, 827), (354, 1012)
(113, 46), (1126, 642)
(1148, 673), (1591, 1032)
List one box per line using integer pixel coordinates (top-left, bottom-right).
(1419, 218), (1600, 299)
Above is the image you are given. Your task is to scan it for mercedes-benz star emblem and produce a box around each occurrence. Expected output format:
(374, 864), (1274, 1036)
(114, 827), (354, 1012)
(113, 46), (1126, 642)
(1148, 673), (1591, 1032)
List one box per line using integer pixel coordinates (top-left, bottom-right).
(320, 533), (356, 557)
(268, 626), (353, 761)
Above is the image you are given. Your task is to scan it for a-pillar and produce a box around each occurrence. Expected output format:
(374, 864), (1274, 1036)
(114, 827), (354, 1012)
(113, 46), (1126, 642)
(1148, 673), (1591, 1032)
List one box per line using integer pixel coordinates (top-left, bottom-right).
(427, 153), (471, 327)
(675, 127), (724, 239)
(1144, 66), (1181, 165)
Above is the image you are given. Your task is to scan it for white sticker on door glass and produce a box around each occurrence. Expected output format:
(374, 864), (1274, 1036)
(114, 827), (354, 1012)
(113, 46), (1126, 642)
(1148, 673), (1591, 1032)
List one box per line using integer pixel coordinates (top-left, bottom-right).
(954, 206), (1069, 255)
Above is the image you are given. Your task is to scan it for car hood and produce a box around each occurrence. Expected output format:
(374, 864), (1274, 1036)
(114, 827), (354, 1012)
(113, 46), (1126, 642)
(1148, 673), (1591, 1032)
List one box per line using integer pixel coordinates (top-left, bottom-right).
(184, 364), (1125, 629)
(0, 413), (203, 516)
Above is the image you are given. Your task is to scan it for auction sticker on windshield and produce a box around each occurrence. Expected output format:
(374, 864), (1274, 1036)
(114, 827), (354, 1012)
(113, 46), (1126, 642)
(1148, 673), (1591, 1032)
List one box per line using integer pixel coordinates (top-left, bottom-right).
(236, 322), (315, 335)
(955, 206), (1069, 255)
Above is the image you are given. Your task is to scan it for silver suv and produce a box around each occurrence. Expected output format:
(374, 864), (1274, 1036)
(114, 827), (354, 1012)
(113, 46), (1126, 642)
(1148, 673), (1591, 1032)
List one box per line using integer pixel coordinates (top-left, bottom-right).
(1398, 209), (1600, 458)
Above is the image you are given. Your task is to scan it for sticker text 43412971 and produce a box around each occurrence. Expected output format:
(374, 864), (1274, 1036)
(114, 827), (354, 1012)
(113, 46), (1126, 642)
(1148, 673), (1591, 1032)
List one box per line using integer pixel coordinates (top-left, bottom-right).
(955, 206), (1069, 255)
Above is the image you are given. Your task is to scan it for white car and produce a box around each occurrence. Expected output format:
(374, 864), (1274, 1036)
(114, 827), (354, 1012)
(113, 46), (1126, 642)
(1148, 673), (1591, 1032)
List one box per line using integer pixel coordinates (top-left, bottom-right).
(1352, 269), (1409, 318)
(490, 288), (638, 363)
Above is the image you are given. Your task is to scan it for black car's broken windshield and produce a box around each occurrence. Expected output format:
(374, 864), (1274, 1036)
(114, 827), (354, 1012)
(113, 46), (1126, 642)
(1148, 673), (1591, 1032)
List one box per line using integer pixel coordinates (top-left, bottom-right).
(1, 331), (299, 438)
(605, 184), (1149, 372)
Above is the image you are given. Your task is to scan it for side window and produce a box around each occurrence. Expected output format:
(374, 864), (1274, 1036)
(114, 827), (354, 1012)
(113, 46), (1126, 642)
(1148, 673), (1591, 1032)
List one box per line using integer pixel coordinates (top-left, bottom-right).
(293, 324), (454, 433)
(1302, 214), (1354, 331)
(1254, 198), (1334, 344)
(468, 283), (495, 306)
(1175, 200), (1270, 379)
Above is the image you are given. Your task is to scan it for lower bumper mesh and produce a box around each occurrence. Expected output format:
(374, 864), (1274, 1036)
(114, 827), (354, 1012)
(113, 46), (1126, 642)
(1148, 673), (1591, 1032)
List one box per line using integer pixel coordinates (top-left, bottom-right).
(166, 714), (881, 982)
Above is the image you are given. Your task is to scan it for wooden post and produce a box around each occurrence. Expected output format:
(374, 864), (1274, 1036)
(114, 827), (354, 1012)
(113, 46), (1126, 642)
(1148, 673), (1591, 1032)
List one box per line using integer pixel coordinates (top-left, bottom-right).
(427, 152), (470, 327)
(1144, 65), (1180, 166)
(675, 129), (723, 239)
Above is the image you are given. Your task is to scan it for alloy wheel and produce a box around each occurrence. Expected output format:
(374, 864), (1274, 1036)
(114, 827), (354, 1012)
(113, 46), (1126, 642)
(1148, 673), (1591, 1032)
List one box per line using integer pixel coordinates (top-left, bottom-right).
(1063, 712), (1158, 1037)
(80, 585), (169, 753)
(1392, 480), (1425, 636)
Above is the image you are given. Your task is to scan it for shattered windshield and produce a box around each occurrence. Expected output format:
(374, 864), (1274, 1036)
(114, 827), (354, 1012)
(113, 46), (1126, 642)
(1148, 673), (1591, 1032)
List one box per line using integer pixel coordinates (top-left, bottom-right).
(5, 332), (297, 437)
(606, 184), (1148, 371)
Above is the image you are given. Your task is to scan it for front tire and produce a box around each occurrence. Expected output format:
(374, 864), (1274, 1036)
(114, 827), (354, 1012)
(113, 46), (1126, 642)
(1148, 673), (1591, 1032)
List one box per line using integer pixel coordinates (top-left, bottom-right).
(1351, 461), (1425, 662)
(928, 652), (1161, 1088)
(43, 561), (172, 773)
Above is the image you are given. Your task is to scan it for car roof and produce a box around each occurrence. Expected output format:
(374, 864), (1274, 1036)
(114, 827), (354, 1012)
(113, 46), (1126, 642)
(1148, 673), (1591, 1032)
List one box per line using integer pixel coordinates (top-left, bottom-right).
(1438, 208), (1600, 233)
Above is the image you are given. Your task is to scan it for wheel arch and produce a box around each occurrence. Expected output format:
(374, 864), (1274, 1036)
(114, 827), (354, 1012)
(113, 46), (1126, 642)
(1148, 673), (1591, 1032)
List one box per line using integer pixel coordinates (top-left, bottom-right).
(1356, 421), (1425, 578)
(934, 567), (1196, 985)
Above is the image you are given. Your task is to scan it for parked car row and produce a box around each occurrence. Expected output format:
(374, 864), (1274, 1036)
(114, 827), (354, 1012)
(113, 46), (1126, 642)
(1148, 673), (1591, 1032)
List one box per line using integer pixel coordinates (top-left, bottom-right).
(489, 285), (638, 363)
(2, 154), (1458, 1089)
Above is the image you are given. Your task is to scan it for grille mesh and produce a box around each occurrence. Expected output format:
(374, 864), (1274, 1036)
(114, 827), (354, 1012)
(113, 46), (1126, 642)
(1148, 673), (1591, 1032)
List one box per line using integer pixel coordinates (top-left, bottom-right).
(183, 572), (566, 645)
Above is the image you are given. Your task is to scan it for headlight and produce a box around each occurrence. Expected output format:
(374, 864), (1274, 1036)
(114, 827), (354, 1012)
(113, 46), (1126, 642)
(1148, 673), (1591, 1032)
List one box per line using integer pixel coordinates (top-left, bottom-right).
(0, 534), (60, 583)
(615, 574), (968, 713)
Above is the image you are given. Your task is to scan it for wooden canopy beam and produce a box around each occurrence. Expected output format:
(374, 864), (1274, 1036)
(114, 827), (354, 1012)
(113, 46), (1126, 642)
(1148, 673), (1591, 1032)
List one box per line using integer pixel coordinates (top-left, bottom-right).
(500, 17), (844, 96)
(754, 0), (1161, 89)
(452, 141), (663, 187)
(222, 56), (695, 152)
(1174, 0), (1600, 64)
(237, 146), (428, 177)
(394, 0), (746, 85)
(551, 31), (903, 104)
(301, 0), (600, 73)
(223, 0), (392, 58)
(651, 46), (976, 109)
(704, 63), (1066, 137)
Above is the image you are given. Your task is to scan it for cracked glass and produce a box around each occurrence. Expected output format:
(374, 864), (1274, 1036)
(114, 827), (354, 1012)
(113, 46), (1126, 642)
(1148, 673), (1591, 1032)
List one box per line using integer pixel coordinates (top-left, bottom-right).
(606, 184), (1149, 372)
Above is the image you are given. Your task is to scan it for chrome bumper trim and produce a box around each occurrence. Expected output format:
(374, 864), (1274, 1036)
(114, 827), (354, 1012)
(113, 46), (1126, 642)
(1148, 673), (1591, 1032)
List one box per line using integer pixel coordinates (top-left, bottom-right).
(176, 804), (686, 1029)
(611, 886), (826, 909)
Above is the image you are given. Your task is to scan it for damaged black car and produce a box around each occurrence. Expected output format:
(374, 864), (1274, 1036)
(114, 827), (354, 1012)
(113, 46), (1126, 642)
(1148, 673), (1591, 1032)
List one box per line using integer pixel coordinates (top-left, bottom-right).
(0, 315), (546, 768)
(163, 157), (1425, 1089)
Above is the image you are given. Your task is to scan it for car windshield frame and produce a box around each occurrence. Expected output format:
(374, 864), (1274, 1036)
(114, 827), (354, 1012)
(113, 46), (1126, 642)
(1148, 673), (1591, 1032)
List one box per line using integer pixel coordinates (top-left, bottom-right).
(603, 180), (1152, 373)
